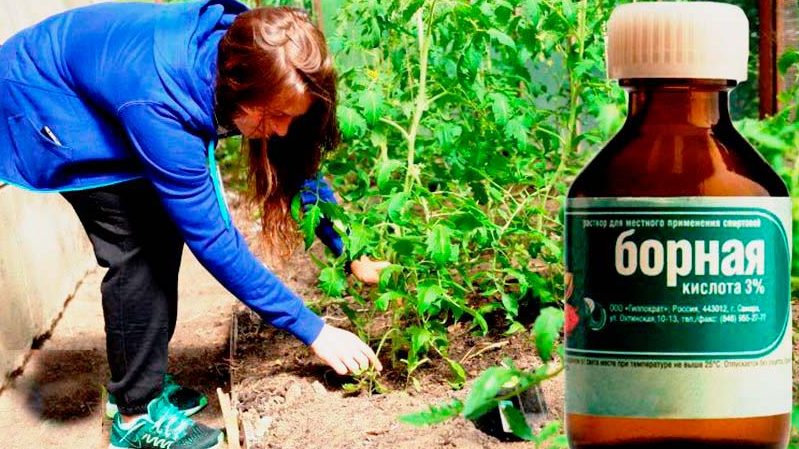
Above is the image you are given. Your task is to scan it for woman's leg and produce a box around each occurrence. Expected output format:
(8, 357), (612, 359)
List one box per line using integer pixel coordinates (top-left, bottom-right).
(61, 179), (184, 416)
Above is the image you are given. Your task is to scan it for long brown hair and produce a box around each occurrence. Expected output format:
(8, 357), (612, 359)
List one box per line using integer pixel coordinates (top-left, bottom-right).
(216, 7), (339, 259)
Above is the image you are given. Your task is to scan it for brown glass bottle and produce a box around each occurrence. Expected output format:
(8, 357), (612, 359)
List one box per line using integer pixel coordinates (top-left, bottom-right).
(565, 78), (791, 449)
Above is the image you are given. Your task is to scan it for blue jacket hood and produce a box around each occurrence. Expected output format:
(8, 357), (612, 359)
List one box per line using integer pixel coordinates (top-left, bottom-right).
(153, 0), (247, 135)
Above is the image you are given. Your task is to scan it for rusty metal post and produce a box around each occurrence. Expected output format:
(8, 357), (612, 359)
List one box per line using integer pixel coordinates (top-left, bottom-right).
(759, 0), (778, 118)
(759, 0), (798, 117)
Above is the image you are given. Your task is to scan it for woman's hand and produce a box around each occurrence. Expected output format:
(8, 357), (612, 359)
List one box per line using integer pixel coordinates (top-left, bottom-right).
(310, 324), (383, 375)
(350, 255), (391, 284)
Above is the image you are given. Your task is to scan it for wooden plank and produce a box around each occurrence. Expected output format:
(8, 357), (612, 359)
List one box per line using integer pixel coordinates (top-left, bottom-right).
(218, 388), (241, 449)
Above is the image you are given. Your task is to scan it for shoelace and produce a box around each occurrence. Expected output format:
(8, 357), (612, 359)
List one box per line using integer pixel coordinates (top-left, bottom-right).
(152, 402), (192, 440)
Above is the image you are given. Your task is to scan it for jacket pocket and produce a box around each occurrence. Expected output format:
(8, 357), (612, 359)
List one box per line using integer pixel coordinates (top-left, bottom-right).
(7, 114), (73, 188)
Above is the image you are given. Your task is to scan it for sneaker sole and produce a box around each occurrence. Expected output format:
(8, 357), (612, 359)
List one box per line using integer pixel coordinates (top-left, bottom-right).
(105, 396), (208, 420)
(108, 431), (224, 449)
(181, 396), (209, 417)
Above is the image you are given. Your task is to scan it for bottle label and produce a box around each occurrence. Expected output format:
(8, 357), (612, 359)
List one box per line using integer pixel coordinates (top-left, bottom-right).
(564, 197), (792, 419)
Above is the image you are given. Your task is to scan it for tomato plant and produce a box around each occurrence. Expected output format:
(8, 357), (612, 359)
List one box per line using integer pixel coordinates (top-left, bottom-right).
(294, 0), (799, 441)
(295, 0), (625, 391)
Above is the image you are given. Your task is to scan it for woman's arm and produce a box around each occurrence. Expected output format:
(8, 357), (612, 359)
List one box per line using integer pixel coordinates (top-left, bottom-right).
(118, 101), (325, 345)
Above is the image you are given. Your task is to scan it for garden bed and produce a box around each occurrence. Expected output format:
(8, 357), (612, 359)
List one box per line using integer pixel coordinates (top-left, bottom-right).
(226, 224), (564, 449)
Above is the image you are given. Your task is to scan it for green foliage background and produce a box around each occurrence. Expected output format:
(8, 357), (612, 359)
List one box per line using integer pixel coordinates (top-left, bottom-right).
(163, 0), (798, 443)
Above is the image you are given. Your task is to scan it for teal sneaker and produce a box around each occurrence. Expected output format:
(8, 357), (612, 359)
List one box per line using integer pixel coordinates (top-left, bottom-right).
(105, 374), (209, 419)
(108, 393), (223, 449)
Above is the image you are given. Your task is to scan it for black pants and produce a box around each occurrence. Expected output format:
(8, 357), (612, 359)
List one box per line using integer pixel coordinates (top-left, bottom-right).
(61, 179), (184, 415)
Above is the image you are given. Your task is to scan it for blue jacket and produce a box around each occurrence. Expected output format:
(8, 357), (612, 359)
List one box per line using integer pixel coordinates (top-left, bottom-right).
(0, 0), (343, 345)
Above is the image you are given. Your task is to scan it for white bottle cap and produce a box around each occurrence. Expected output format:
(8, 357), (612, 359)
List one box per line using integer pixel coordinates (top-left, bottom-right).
(607, 2), (749, 82)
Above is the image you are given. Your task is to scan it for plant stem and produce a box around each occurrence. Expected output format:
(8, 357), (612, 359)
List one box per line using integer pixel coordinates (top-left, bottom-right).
(380, 117), (411, 141)
(791, 150), (799, 196)
(459, 340), (509, 364)
(536, 0), (587, 232)
(404, 7), (432, 192)
(499, 186), (547, 237)
(494, 363), (565, 402)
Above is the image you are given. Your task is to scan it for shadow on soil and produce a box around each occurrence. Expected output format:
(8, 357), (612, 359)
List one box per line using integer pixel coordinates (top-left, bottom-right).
(8, 338), (230, 423)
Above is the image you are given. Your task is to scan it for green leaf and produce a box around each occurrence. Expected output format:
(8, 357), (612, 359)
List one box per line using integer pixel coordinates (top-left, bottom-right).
(317, 200), (346, 225)
(507, 269), (530, 297)
(550, 435), (570, 448)
(536, 420), (563, 443)
(462, 366), (516, 419)
(452, 210), (485, 232)
(398, 399), (464, 426)
(338, 105), (367, 138)
(445, 358), (467, 390)
(357, 89), (385, 123)
(752, 131), (791, 152)
(464, 306), (489, 335)
(470, 181), (489, 204)
(479, 2), (495, 18)
(778, 49), (799, 74)
(504, 320), (527, 336)
(375, 291), (403, 312)
(290, 194), (302, 222)
(376, 159), (403, 191)
(346, 224), (371, 258)
(409, 326), (432, 359)
(499, 403), (535, 441)
(319, 266), (347, 297)
(378, 264), (403, 290)
(341, 382), (361, 393)
(391, 237), (419, 257)
(458, 45), (483, 79)
(426, 224), (453, 265)
(533, 307), (564, 361)
(530, 272), (555, 303)
(435, 122), (463, 147)
(370, 131), (388, 149)
(416, 283), (446, 315)
(522, 0), (540, 25)
(487, 29), (516, 50)
(401, 0), (425, 22)
(505, 116), (528, 146)
(501, 293), (519, 317)
(301, 205), (322, 249)
(562, 0), (576, 24)
(488, 92), (511, 125)
(597, 103), (624, 137)
(387, 192), (411, 222)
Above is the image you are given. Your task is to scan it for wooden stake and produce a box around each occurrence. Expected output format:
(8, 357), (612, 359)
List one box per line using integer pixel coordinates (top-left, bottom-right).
(217, 388), (241, 449)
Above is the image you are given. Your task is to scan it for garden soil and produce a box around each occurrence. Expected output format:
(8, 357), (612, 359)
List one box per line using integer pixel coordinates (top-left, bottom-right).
(229, 198), (799, 449)
(229, 200), (565, 449)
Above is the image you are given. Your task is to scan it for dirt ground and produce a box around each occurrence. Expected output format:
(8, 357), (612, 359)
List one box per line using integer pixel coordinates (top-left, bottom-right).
(228, 198), (564, 449)
(227, 198), (798, 449)
(232, 306), (564, 449)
